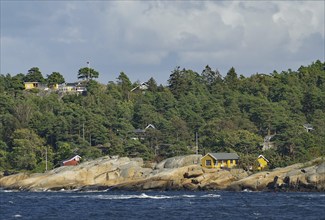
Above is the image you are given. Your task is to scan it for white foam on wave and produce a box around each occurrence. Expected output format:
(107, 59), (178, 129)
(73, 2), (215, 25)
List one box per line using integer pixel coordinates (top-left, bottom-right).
(0, 189), (18, 193)
(182, 195), (196, 198)
(201, 194), (221, 198)
(71, 193), (175, 200)
(101, 193), (173, 200)
(242, 189), (253, 192)
(13, 214), (22, 218)
(138, 193), (173, 199)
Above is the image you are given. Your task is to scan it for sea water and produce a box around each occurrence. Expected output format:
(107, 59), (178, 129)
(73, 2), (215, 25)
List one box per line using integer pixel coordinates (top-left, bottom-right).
(0, 189), (324, 219)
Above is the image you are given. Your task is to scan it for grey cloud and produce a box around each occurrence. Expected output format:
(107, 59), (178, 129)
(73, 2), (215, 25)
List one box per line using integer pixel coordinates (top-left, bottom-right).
(1, 1), (324, 84)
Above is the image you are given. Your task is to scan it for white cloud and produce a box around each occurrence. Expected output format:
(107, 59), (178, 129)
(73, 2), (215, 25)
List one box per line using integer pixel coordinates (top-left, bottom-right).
(272, 1), (324, 52)
(1, 1), (324, 83)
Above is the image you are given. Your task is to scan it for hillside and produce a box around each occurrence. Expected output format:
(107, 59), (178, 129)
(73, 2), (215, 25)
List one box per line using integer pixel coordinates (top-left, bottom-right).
(0, 60), (324, 173)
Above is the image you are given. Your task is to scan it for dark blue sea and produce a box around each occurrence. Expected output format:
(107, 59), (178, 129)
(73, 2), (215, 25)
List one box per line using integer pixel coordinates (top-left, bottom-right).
(0, 189), (324, 220)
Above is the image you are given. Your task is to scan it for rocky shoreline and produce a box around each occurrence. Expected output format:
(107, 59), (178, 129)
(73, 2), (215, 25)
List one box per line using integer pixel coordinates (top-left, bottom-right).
(0, 155), (324, 192)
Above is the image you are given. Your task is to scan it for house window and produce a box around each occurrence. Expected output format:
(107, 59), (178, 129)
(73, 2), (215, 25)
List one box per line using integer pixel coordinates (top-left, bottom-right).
(206, 160), (212, 166)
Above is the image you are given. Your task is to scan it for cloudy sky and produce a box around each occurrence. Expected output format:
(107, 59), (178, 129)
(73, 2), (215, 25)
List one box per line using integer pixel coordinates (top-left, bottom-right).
(1, 1), (324, 85)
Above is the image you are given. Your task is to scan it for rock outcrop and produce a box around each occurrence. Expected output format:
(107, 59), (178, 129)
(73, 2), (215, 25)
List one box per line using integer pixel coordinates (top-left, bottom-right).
(0, 155), (324, 192)
(0, 156), (150, 191)
(227, 158), (325, 192)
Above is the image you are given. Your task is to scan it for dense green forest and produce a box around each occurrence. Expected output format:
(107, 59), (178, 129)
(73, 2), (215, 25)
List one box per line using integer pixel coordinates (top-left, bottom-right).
(0, 61), (324, 173)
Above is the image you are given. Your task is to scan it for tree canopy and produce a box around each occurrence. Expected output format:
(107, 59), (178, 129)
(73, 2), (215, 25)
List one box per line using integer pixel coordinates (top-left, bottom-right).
(78, 67), (99, 81)
(24, 67), (45, 83)
(47, 72), (65, 87)
(0, 60), (324, 173)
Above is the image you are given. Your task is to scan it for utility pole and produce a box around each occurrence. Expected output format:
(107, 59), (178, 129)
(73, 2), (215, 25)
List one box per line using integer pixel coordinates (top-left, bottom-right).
(83, 122), (85, 141)
(195, 132), (198, 155)
(45, 146), (48, 172)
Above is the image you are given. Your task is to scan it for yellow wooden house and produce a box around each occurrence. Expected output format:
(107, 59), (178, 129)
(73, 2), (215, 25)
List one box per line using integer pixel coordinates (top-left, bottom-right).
(257, 155), (269, 170)
(24, 82), (53, 90)
(48, 83), (59, 90)
(201, 153), (239, 169)
(24, 82), (40, 90)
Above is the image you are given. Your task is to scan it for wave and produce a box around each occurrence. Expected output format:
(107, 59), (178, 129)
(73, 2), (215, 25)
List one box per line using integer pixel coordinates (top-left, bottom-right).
(242, 189), (253, 192)
(182, 195), (196, 198)
(71, 193), (175, 200)
(201, 194), (221, 198)
(0, 189), (19, 193)
(100, 193), (174, 200)
(70, 193), (208, 200)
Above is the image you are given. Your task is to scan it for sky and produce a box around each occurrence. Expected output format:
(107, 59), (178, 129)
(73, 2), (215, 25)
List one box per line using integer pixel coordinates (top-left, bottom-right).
(1, 1), (324, 85)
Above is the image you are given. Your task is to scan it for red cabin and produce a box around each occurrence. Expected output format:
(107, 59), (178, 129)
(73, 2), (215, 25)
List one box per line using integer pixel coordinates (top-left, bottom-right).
(62, 155), (81, 166)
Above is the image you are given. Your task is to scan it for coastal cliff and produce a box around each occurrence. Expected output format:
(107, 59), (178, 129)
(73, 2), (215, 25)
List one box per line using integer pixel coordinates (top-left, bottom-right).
(0, 155), (324, 192)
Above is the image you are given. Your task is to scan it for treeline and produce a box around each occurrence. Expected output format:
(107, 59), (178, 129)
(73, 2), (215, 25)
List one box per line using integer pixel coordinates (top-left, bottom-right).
(0, 60), (324, 172)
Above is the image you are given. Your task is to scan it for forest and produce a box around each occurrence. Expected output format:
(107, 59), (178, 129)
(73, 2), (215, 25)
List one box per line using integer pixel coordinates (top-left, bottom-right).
(0, 60), (324, 173)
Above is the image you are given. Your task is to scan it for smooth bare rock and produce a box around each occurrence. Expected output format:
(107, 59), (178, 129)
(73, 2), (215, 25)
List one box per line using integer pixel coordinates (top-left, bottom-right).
(0, 156), (150, 191)
(118, 165), (202, 190)
(0, 156), (323, 192)
(228, 158), (325, 191)
(199, 170), (237, 190)
(0, 173), (31, 189)
(184, 166), (204, 178)
(230, 168), (249, 179)
(316, 162), (325, 174)
(155, 154), (202, 169)
(142, 180), (167, 190)
(183, 182), (199, 190)
(121, 165), (243, 191)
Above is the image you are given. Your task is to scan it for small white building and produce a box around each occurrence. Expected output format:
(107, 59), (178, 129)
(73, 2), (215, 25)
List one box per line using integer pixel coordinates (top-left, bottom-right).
(303, 124), (314, 132)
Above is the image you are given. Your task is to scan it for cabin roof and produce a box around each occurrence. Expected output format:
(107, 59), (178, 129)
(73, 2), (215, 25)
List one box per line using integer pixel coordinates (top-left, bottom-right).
(63, 155), (81, 163)
(145, 124), (155, 129)
(133, 124), (156, 133)
(130, 82), (149, 92)
(206, 153), (239, 160)
(303, 124), (314, 129)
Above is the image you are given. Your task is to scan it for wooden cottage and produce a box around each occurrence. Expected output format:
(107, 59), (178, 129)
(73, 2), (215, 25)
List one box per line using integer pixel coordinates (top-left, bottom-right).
(24, 82), (47, 90)
(303, 124), (314, 132)
(130, 82), (149, 92)
(257, 155), (269, 170)
(62, 155), (81, 166)
(201, 153), (239, 169)
(24, 82), (39, 90)
(131, 124), (156, 140)
(24, 82), (58, 90)
(58, 82), (87, 94)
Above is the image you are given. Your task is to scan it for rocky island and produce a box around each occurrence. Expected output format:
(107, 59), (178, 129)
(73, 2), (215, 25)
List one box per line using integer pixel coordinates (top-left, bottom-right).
(0, 155), (324, 192)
